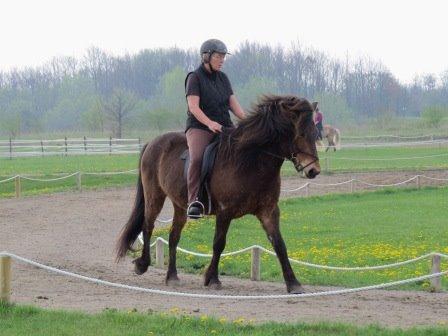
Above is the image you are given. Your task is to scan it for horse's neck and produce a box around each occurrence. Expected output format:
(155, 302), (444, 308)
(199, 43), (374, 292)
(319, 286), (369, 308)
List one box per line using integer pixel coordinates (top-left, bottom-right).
(219, 144), (284, 177)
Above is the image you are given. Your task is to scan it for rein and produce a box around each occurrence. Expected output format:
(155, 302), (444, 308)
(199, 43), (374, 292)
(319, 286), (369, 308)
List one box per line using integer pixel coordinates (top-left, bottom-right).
(262, 149), (318, 172)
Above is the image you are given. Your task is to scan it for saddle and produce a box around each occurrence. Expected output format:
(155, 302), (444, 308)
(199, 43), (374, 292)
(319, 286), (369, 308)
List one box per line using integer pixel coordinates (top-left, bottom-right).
(181, 136), (220, 215)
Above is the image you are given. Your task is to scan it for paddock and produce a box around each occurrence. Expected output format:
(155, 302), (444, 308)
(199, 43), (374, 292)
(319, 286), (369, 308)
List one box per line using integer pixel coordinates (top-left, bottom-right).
(1, 171), (448, 328)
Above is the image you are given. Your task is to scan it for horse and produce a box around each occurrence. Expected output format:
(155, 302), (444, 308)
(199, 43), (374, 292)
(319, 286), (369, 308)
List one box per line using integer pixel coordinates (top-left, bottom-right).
(116, 95), (321, 294)
(319, 125), (341, 152)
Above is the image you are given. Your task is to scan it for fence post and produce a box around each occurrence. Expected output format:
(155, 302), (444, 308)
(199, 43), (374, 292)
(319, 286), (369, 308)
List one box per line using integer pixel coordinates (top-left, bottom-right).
(250, 246), (261, 281)
(109, 136), (112, 155)
(76, 172), (82, 191)
(64, 137), (68, 155)
(155, 238), (164, 268)
(304, 183), (309, 197)
(138, 137), (142, 151)
(416, 175), (421, 189)
(350, 179), (354, 193)
(15, 176), (21, 198)
(84, 136), (87, 153)
(430, 254), (441, 292)
(324, 157), (330, 173)
(40, 140), (44, 157)
(0, 256), (11, 303)
(9, 137), (12, 160)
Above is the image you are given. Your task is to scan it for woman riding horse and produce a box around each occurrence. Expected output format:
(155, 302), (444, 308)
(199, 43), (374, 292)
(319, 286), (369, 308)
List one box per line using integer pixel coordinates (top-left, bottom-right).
(185, 39), (245, 219)
(116, 94), (320, 294)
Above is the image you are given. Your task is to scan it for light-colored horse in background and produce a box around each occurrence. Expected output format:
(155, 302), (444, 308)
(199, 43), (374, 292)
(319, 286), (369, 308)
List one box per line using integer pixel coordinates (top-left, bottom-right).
(317, 125), (341, 152)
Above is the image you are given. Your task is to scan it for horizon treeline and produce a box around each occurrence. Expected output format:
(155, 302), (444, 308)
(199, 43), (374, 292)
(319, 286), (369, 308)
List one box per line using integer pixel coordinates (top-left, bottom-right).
(0, 41), (447, 137)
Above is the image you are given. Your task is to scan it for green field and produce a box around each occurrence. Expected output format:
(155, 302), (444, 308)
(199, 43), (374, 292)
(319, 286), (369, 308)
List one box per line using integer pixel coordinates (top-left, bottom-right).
(147, 187), (448, 291)
(0, 144), (447, 197)
(1, 302), (447, 336)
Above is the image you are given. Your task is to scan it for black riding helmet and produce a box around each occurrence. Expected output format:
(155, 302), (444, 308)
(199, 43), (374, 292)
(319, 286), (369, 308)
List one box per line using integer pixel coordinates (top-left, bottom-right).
(200, 39), (230, 71)
(200, 39), (230, 56)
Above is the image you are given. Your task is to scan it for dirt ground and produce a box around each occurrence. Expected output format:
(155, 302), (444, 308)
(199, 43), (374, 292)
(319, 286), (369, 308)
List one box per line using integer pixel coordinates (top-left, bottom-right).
(1, 170), (447, 328)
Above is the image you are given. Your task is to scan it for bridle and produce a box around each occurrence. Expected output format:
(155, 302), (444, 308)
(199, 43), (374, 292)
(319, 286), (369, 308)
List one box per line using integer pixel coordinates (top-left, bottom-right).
(262, 148), (318, 173)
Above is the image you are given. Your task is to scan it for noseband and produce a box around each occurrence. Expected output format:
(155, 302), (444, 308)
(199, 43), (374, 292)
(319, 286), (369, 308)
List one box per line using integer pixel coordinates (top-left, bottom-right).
(262, 149), (318, 173)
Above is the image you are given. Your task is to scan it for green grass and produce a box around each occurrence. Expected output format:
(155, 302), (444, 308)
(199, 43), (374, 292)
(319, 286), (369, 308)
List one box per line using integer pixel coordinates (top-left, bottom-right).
(0, 144), (447, 197)
(149, 187), (448, 291)
(0, 154), (139, 197)
(1, 302), (447, 336)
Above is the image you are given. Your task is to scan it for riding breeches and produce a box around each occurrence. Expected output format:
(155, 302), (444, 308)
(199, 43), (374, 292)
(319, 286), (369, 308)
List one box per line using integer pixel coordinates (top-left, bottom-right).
(185, 128), (215, 203)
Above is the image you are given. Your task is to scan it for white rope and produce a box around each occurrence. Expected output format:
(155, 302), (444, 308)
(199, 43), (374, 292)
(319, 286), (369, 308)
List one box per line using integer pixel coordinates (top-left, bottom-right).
(342, 134), (435, 140)
(19, 172), (79, 182)
(148, 238), (448, 271)
(329, 152), (448, 161)
(354, 176), (417, 188)
(156, 217), (173, 223)
(307, 180), (354, 187)
(419, 175), (448, 181)
(280, 174), (448, 192)
(340, 140), (448, 148)
(0, 251), (445, 299)
(280, 183), (310, 192)
(83, 169), (138, 176)
(0, 175), (19, 184)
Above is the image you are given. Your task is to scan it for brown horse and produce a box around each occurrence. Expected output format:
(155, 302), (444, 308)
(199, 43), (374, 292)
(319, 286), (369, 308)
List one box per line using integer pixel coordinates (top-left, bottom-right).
(322, 125), (341, 151)
(116, 95), (320, 294)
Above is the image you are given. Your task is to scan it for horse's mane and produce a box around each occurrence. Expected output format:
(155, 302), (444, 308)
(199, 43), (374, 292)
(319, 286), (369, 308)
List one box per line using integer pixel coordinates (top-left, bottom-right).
(219, 95), (314, 170)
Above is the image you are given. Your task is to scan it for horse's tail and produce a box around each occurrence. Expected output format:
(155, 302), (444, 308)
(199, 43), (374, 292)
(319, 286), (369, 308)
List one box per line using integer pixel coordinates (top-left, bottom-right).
(116, 144), (148, 262)
(334, 128), (341, 150)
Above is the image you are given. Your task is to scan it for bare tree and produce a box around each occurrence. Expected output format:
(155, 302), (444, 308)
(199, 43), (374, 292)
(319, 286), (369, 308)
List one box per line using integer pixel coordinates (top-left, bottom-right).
(101, 89), (137, 138)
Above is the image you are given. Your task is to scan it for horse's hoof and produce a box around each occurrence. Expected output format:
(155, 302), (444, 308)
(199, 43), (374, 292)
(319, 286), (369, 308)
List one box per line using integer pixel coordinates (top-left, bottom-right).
(165, 276), (181, 286)
(133, 258), (149, 275)
(205, 280), (222, 290)
(287, 284), (305, 294)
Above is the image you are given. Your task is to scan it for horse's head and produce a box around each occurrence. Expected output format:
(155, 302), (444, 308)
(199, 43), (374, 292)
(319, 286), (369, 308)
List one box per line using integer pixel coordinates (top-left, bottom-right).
(277, 96), (321, 178)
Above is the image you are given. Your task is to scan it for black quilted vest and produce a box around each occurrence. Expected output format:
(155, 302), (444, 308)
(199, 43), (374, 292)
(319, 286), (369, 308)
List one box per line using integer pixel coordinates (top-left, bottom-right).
(185, 64), (233, 131)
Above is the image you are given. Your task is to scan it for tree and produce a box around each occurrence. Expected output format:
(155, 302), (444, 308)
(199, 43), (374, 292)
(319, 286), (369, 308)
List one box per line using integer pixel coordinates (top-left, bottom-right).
(81, 97), (106, 134)
(101, 89), (137, 137)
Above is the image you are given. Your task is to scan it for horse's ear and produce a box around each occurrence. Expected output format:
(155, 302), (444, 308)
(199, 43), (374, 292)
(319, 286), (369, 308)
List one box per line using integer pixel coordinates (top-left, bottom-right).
(279, 96), (302, 112)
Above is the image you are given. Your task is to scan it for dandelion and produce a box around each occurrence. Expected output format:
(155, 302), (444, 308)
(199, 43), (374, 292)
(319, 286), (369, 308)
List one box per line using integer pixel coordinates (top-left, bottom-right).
(169, 307), (180, 314)
(233, 317), (246, 325)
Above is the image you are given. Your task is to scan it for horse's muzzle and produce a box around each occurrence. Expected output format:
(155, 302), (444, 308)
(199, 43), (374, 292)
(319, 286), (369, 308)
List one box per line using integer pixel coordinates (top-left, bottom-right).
(305, 167), (320, 179)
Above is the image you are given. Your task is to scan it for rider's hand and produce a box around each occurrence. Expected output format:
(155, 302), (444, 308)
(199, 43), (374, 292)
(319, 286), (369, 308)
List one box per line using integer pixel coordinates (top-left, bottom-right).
(207, 121), (223, 133)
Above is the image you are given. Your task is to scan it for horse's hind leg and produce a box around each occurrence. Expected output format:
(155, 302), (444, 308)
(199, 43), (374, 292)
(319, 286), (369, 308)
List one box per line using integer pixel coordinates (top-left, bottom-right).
(165, 204), (187, 285)
(204, 214), (231, 289)
(134, 192), (166, 275)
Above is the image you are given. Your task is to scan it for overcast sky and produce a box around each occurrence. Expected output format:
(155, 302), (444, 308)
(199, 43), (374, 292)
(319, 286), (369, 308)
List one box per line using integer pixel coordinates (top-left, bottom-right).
(2, 0), (447, 84)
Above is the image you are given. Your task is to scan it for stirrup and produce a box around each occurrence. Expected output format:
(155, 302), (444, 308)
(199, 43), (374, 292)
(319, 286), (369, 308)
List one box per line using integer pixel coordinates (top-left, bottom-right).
(187, 200), (205, 219)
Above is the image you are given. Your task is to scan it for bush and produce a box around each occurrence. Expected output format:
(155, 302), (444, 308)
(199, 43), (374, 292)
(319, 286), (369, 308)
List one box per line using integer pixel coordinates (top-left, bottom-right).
(421, 106), (446, 128)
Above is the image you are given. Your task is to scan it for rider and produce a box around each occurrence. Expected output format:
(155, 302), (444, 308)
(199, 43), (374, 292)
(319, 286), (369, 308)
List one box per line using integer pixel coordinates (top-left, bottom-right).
(185, 39), (245, 219)
(313, 102), (324, 141)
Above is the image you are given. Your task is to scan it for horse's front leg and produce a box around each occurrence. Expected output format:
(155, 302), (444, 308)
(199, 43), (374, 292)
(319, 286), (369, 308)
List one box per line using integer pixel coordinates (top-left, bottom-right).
(204, 214), (231, 289)
(257, 206), (304, 294)
(165, 204), (187, 285)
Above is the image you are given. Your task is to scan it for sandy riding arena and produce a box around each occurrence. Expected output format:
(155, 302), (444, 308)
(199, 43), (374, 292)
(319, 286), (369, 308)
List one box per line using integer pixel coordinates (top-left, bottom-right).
(1, 170), (447, 328)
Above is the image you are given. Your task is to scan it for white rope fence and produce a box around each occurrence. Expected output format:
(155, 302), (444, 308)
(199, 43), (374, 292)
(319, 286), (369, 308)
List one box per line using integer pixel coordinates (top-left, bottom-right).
(0, 250), (446, 300)
(279, 174), (448, 192)
(342, 134), (439, 140)
(147, 237), (448, 271)
(328, 152), (448, 161)
(337, 139), (448, 148)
